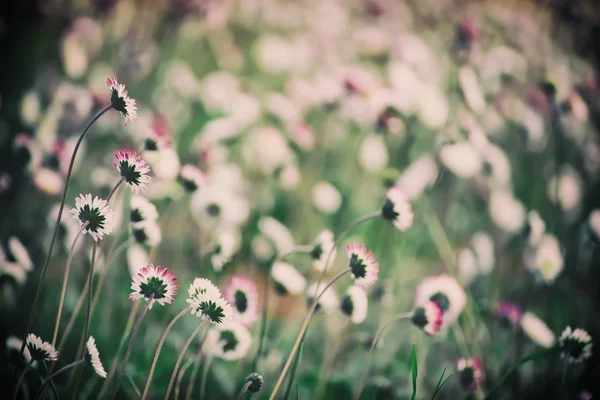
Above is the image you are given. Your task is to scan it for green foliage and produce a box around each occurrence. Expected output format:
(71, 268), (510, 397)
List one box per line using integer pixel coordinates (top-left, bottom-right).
(410, 343), (418, 400)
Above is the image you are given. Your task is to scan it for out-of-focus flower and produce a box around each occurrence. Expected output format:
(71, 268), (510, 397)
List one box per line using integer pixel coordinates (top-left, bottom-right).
(524, 211), (545, 246)
(312, 181), (342, 215)
(224, 275), (259, 327)
(130, 195), (159, 223)
(307, 282), (339, 314)
(559, 327), (593, 364)
(245, 373), (263, 393)
(85, 336), (107, 378)
(346, 242), (379, 289)
(417, 83), (449, 130)
(439, 142), (482, 178)
(71, 194), (116, 241)
(145, 147), (181, 181)
(358, 135), (388, 173)
(470, 232), (495, 274)
(206, 322), (253, 361)
(113, 150), (151, 193)
(20, 91), (41, 126)
(381, 186), (414, 231)
(340, 286), (368, 324)
(271, 261), (306, 295)
(547, 166), (582, 214)
(106, 77), (137, 126)
(210, 230), (239, 272)
(521, 312), (555, 348)
(488, 190), (526, 233)
(396, 154), (438, 200)
(579, 390), (593, 400)
(13, 133), (43, 172)
(190, 184), (249, 231)
(311, 230), (336, 272)
(388, 62), (421, 114)
(524, 234), (563, 284)
(179, 164), (209, 193)
(129, 264), (179, 309)
(258, 217), (295, 256)
(33, 168), (64, 196)
(455, 20), (480, 51)
(457, 357), (484, 392)
(187, 277), (233, 326)
(495, 300), (522, 329)
(414, 274), (467, 328)
(6, 336), (33, 364)
(242, 127), (293, 176)
(0, 237), (32, 272)
(127, 244), (149, 276)
(131, 220), (162, 247)
(588, 210), (600, 243)
(459, 67), (486, 114)
(26, 334), (58, 361)
(411, 300), (443, 336)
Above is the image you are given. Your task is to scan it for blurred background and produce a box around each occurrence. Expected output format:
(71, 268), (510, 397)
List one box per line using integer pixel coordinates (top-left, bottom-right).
(1, 0), (600, 398)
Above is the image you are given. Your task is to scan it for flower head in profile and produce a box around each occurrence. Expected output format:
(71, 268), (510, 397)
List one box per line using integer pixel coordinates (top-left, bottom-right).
(340, 286), (369, 324)
(205, 322), (253, 361)
(187, 278), (233, 326)
(381, 187), (414, 231)
(106, 77), (137, 126)
(224, 275), (259, 327)
(271, 261), (306, 296)
(411, 300), (443, 336)
(521, 312), (555, 348)
(179, 164), (209, 193)
(457, 357), (484, 392)
(560, 327), (593, 364)
(84, 336), (107, 378)
(307, 282), (339, 314)
(414, 274), (467, 328)
(311, 230), (336, 272)
(346, 242), (379, 289)
(129, 264), (179, 309)
(130, 195), (159, 223)
(26, 334), (58, 361)
(71, 194), (116, 241)
(495, 300), (522, 329)
(210, 231), (237, 272)
(113, 150), (151, 193)
(131, 220), (162, 247)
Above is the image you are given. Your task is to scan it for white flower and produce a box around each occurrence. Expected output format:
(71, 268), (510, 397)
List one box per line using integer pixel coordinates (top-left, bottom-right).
(488, 190), (526, 233)
(33, 168), (63, 196)
(224, 275), (259, 327)
(521, 312), (555, 348)
(85, 336), (107, 378)
(340, 286), (368, 324)
(477, 143), (512, 189)
(210, 230), (239, 272)
(258, 217), (295, 256)
(358, 135), (388, 173)
(242, 127), (294, 175)
(6, 336), (34, 364)
(187, 278), (233, 326)
(106, 77), (138, 126)
(307, 282), (339, 314)
(130, 195), (159, 223)
(525, 211), (546, 246)
(311, 230), (336, 272)
(129, 264), (179, 309)
(414, 274), (467, 328)
(439, 142), (483, 178)
(131, 220), (162, 247)
(589, 210), (600, 242)
(381, 187), (414, 231)
(145, 147), (181, 180)
(459, 67), (486, 114)
(127, 244), (149, 277)
(471, 232), (495, 274)
(205, 322), (253, 361)
(345, 242), (379, 289)
(529, 234), (563, 283)
(457, 248), (478, 286)
(560, 327), (593, 364)
(71, 194), (116, 241)
(190, 184), (250, 231)
(26, 334), (58, 361)
(411, 300), (444, 336)
(417, 83), (449, 130)
(396, 154), (438, 200)
(271, 261), (306, 295)
(20, 91), (41, 126)
(312, 182), (342, 215)
(0, 237), (32, 272)
(179, 164), (209, 193)
(548, 166), (582, 214)
(388, 62), (421, 114)
(113, 150), (152, 193)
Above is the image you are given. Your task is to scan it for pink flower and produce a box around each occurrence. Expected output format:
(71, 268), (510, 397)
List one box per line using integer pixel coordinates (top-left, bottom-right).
(106, 77), (138, 126)
(129, 264), (179, 309)
(113, 150), (151, 193)
(346, 242), (379, 289)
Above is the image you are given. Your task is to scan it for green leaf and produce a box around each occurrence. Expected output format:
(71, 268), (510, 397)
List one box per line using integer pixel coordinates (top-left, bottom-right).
(484, 347), (560, 399)
(431, 368), (453, 400)
(410, 343), (418, 400)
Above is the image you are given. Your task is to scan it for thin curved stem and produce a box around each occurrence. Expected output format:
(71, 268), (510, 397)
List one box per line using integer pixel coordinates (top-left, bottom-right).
(20, 104), (112, 358)
(12, 358), (34, 400)
(164, 320), (208, 400)
(141, 306), (192, 399)
(269, 269), (350, 400)
(237, 381), (252, 400)
(111, 298), (153, 399)
(106, 176), (125, 203)
(185, 342), (205, 400)
(352, 313), (412, 400)
(38, 359), (86, 395)
(52, 222), (89, 347)
(175, 357), (194, 400)
(199, 355), (213, 400)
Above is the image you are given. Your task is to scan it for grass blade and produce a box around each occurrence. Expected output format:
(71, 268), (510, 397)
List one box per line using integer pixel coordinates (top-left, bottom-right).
(410, 343), (418, 400)
(431, 368), (452, 400)
(284, 342), (304, 400)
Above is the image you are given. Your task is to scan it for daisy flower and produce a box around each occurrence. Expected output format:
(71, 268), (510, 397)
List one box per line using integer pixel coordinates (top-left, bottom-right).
(381, 187), (414, 231)
(205, 322), (253, 361)
(410, 300), (443, 336)
(71, 194), (116, 241)
(26, 334), (58, 361)
(129, 264), (179, 309)
(521, 312), (555, 348)
(130, 195), (159, 223)
(85, 336), (107, 378)
(307, 282), (339, 314)
(106, 77), (138, 126)
(1, 237), (33, 272)
(560, 327), (593, 364)
(113, 150), (151, 193)
(190, 184), (250, 231)
(245, 373), (263, 393)
(179, 164), (209, 193)
(530, 234), (564, 283)
(414, 274), (467, 328)
(495, 300), (522, 329)
(340, 286), (368, 324)
(223, 275), (259, 327)
(271, 261), (306, 295)
(210, 230), (238, 272)
(524, 210), (546, 246)
(345, 242), (379, 289)
(457, 357), (484, 392)
(311, 230), (336, 272)
(258, 217), (295, 256)
(131, 220), (162, 247)
(187, 278), (233, 326)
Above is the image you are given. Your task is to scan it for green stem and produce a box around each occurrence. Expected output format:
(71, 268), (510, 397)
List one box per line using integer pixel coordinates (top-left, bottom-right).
(269, 269), (351, 400)
(237, 381), (252, 400)
(199, 354), (213, 400)
(12, 358), (34, 400)
(19, 104), (112, 357)
(164, 320), (208, 400)
(352, 313), (412, 400)
(38, 359), (86, 395)
(111, 298), (153, 399)
(175, 357), (194, 400)
(141, 306), (191, 399)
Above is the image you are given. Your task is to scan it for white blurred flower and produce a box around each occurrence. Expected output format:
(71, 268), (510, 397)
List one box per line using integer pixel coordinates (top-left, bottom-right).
(210, 230), (239, 272)
(457, 248), (478, 286)
(144, 147), (180, 180)
(526, 234), (563, 284)
(488, 190), (526, 233)
(306, 0), (348, 37)
(477, 143), (512, 189)
(394, 35), (441, 84)
(471, 232), (495, 274)
(61, 34), (88, 79)
(33, 168), (63, 196)
(307, 282), (339, 314)
(258, 217), (295, 256)
(312, 181), (342, 215)
(414, 274), (467, 328)
(523, 106), (547, 152)
(311, 230), (336, 272)
(164, 61), (200, 99)
(340, 286), (368, 324)
(525, 211), (546, 246)
(198, 71), (241, 114)
(254, 34), (292, 74)
(0, 237), (32, 272)
(20, 91), (41, 126)
(242, 127), (293, 176)
(480, 46), (527, 92)
(206, 322), (253, 361)
(190, 184), (250, 231)
(127, 243), (149, 277)
(271, 261), (306, 295)
(388, 62), (421, 114)
(353, 26), (390, 56)
(278, 164), (301, 189)
(359, 135), (388, 173)
(459, 67), (486, 114)
(131, 220), (162, 247)
(6, 336), (33, 364)
(396, 154), (438, 199)
(521, 312), (555, 348)
(439, 142), (482, 178)
(548, 166), (582, 214)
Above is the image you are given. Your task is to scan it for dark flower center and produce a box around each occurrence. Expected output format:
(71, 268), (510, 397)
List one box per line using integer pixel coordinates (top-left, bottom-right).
(139, 276), (167, 300)
(381, 198), (399, 221)
(459, 367), (476, 391)
(79, 205), (106, 233)
(110, 89), (128, 115)
(144, 138), (158, 151)
(273, 281), (288, 295)
(84, 351), (93, 366)
(411, 307), (429, 329)
(311, 244), (323, 260)
(179, 176), (198, 192)
(130, 209), (144, 222)
(206, 203), (221, 217)
(341, 295), (354, 317)
(234, 290), (248, 313)
(27, 344), (51, 361)
(133, 228), (148, 244)
(119, 160), (143, 186)
(219, 330), (239, 352)
(307, 296), (322, 313)
(562, 338), (585, 359)
(349, 254), (367, 279)
(197, 300), (226, 323)
(430, 292), (450, 312)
